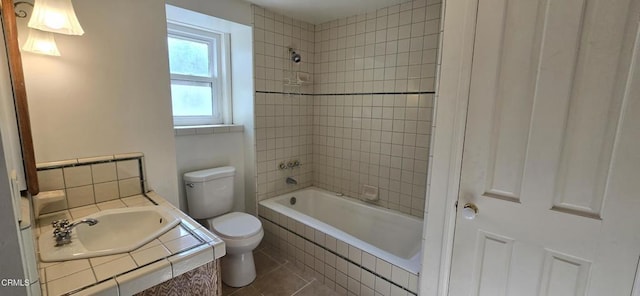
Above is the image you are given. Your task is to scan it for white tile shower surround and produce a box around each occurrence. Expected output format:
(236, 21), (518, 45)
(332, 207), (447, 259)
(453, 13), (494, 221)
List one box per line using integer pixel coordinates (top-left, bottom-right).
(313, 93), (432, 217)
(255, 92), (315, 201)
(253, 4), (317, 204)
(313, 1), (440, 94)
(253, 0), (440, 217)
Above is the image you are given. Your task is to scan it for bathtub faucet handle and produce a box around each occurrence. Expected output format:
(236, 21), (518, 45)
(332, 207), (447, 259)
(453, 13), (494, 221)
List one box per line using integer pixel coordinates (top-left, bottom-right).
(286, 160), (301, 169)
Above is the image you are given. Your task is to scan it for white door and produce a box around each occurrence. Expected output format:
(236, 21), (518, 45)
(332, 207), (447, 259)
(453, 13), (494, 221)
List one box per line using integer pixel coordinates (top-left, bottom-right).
(448, 0), (640, 294)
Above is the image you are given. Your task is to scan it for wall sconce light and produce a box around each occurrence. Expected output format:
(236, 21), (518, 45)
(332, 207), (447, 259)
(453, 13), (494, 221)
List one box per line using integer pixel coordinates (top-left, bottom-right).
(27, 0), (84, 36)
(10, 1), (61, 56)
(21, 28), (60, 56)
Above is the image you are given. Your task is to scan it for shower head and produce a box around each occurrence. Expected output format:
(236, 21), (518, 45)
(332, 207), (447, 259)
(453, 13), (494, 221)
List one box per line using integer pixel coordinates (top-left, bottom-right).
(290, 50), (301, 63)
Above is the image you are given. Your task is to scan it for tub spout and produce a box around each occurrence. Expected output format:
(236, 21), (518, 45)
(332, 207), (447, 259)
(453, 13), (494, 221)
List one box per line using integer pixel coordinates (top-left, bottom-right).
(286, 177), (298, 185)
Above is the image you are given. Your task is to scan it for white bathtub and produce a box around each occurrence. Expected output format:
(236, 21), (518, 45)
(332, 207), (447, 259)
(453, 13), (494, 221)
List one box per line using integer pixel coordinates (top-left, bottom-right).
(259, 187), (423, 274)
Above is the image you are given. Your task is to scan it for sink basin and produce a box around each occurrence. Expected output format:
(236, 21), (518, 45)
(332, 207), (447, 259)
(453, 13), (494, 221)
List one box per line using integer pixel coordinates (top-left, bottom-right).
(39, 206), (180, 262)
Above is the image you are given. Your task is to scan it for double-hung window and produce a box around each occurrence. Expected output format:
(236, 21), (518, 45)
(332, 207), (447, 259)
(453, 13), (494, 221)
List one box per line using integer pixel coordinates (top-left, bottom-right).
(167, 23), (229, 126)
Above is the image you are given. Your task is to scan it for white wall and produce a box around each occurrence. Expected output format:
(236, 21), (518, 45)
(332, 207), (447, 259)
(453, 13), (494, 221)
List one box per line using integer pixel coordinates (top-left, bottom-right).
(167, 2), (256, 213)
(19, 0), (180, 205)
(175, 132), (246, 212)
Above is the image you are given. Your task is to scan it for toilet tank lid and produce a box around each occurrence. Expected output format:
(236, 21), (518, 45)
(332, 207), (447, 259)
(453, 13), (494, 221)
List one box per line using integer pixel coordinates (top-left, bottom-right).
(184, 166), (235, 182)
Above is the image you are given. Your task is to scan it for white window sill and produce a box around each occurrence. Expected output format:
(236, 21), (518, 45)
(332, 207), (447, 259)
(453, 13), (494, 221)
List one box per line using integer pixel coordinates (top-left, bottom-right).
(174, 124), (244, 136)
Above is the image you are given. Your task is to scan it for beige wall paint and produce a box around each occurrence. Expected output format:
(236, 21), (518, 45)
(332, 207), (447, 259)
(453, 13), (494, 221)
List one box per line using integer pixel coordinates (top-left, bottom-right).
(19, 0), (179, 205)
(166, 0), (253, 26)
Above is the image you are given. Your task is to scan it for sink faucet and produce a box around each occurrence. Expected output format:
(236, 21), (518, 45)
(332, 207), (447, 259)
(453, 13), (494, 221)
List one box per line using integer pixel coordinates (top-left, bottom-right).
(52, 218), (99, 246)
(69, 218), (99, 228)
(286, 176), (298, 185)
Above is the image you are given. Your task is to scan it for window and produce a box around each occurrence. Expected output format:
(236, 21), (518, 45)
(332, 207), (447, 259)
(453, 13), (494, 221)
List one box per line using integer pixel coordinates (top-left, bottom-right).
(167, 23), (230, 126)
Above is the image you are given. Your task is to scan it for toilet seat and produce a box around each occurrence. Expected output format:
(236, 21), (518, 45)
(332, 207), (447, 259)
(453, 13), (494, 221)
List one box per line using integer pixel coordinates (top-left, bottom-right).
(209, 212), (262, 239)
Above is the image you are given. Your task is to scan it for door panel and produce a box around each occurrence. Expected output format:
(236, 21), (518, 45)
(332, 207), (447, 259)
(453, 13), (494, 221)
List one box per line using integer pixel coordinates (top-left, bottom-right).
(472, 231), (514, 296)
(538, 250), (590, 296)
(449, 0), (640, 294)
(466, 0), (541, 203)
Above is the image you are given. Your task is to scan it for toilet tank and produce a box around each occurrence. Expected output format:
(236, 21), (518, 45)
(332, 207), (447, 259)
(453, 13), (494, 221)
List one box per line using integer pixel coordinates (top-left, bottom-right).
(184, 166), (235, 219)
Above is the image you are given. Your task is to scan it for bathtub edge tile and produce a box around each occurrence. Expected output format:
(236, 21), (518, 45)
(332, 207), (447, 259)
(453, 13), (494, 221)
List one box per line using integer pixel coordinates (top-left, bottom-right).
(391, 265), (409, 288)
(348, 245), (362, 264)
(376, 258), (392, 279)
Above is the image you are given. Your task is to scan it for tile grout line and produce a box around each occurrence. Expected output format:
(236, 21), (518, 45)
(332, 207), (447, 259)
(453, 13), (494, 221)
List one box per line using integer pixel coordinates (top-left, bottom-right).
(290, 279), (316, 296)
(256, 90), (436, 96)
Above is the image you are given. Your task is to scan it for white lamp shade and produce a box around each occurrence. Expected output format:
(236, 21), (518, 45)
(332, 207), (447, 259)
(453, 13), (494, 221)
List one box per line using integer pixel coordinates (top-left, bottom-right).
(22, 29), (61, 56)
(27, 0), (84, 36)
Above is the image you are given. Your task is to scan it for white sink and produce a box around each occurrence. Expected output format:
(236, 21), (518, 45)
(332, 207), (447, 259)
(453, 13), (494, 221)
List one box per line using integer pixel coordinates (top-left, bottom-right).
(39, 206), (180, 262)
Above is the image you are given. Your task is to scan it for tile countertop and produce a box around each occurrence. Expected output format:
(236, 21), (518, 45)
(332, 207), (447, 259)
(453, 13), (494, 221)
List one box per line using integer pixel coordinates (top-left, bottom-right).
(35, 192), (225, 296)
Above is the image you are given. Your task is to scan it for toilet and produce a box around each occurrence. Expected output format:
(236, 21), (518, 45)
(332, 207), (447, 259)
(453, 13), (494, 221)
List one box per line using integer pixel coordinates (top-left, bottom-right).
(184, 166), (263, 287)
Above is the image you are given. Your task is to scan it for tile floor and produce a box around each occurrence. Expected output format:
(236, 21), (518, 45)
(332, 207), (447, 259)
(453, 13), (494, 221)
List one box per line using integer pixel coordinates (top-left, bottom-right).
(222, 244), (339, 296)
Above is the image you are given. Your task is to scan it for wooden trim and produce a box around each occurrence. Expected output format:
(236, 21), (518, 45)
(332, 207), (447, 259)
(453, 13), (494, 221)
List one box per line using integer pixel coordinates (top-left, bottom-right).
(1, 0), (39, 195)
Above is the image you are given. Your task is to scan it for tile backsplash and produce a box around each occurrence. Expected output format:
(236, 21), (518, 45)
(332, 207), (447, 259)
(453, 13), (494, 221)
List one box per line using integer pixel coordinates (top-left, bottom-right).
(36, 153), (146, 215)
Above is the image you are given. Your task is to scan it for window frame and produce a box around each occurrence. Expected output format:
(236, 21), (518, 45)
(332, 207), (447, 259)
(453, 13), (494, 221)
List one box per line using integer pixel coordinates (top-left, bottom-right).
(167, 22), (231, 126)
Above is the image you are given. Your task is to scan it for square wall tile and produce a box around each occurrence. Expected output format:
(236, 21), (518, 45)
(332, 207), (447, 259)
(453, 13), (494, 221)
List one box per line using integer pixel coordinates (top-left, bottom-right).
(94, 181), (119, 203)
(37, 169), (64, 191)
(63, 166), (93, 188)
(119, 178), (142, 197)
(117, 160), (140, 179)
(91, 163), (117, 183)
(66, 185), (96, 208)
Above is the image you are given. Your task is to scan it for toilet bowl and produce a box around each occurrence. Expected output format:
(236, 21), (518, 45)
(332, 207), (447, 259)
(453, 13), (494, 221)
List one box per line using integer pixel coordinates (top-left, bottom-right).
(184, 167), (263, 287)
(207, 212), (263, 287)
